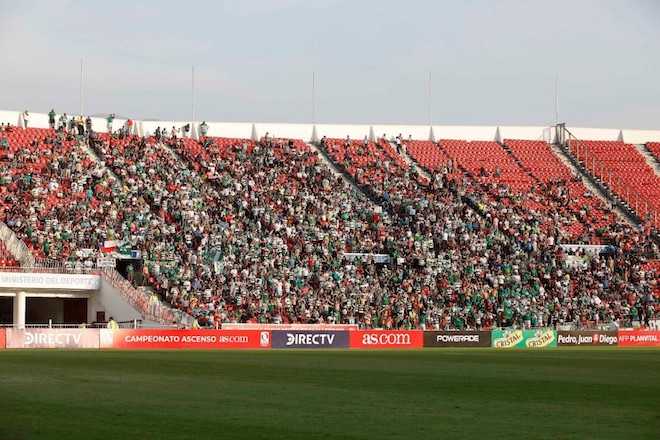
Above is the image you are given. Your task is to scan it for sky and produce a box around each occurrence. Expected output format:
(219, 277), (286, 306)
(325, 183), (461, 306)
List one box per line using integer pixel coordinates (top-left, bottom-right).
(0, 0), (659, 129)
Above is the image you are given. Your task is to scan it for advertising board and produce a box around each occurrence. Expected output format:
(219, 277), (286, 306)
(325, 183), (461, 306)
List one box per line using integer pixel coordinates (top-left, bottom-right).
(556, 331), (618, 346)
(617, 330), (660, 347)
(222, 323), (358, 331)
(350, 330), (423, 349)
(0, 272), (100, 290)
(0, 328), (5, 349)
(271, 330), (349, 349)
(5, 329), (100, 349)
(491, 329), (557, 348)
(100, 329), (271, 349)
(424, 331), (491, 347)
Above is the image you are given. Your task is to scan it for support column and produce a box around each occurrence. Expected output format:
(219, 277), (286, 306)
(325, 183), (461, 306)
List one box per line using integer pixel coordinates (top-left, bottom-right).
(13, 291), (26, 329)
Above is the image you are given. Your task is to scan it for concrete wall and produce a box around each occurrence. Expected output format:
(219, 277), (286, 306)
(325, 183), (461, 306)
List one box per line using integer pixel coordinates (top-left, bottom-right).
(434, 125), (498, 141)
(498, 126), (553, 142)
(1, 108), (657, 143)
(371, 124), (431, 141)
(95, 278), (143, 322)
(621, 129), (660, 144)
(0, 110), (21, 126)
(566, 127), (622, 141)
(205, 122), (254, 139)
(254, 123), (315, 141)
(314, 124), (372, 141)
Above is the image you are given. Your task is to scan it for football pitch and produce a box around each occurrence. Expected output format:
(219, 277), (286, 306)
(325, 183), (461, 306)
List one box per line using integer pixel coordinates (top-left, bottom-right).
(0, 349), (658, 440)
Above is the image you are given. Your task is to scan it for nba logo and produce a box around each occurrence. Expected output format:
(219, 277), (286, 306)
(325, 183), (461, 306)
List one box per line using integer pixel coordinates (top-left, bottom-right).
(260, 331), (270, 347)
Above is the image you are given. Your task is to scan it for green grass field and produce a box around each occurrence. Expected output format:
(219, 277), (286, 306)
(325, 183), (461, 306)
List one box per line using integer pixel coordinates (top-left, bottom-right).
(0, 349), (659, 440)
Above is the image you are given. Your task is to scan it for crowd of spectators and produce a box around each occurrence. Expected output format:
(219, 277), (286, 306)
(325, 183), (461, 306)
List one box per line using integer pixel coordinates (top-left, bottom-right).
(0, 120), (658, 329)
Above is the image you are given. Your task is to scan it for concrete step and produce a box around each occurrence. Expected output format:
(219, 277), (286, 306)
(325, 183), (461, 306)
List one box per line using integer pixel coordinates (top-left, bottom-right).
(550, 144), (638, 226)
(632, 143), (660, 177)
(391, 141), (433, 181)
(80, 138), (120, 183)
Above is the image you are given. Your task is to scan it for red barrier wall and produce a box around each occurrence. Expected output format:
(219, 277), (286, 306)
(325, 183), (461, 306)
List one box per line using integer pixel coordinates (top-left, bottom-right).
(349, 330), (423, 349)
(617, 330), (660, 347)
(100, 329), (271, 349)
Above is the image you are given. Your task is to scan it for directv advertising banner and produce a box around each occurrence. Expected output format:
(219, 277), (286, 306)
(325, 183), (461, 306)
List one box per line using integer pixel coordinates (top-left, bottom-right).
(5, 329), (101, 349)
(271, 330), (349, 349)
(491, 329), (557, 348)
(556, 331), (618, 346)
(424, 331), (491, 347)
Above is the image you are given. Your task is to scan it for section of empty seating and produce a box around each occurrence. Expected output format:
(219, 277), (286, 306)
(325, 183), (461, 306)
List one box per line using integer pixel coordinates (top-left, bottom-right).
(569, 140), (660, 222)
(404, 140), (449, 173)
(504, 139), (618, 239)
(439, 140), (534, 191)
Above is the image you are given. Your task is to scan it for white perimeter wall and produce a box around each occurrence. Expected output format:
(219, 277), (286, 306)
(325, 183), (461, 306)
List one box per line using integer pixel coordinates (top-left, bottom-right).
(96, 278), (143, 322)
(2, 109), (659, 143)
(433, 125), (498, 141)
(254, 123), (315, 142)
(621, 129), (660, 145)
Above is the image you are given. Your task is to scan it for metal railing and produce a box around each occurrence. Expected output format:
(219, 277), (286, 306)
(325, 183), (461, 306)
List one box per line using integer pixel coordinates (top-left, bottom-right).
(0, 320), (143, 329)
(0, 221), (36, 267)
(562, 127), (658, 228)
(0, 266), (98, 274)
(100, 267), (193, 327)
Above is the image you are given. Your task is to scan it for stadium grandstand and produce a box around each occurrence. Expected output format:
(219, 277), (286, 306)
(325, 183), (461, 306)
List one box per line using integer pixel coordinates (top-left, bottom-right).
(0, 110), (658, 331)
(3, 2), (660, 439)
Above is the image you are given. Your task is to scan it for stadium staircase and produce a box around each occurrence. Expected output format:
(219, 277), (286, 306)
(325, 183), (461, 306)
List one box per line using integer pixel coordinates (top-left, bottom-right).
(81, 136), (120, 181)
(646, 142), (660, 164)
(390, 140), (433, 182)
(547, 144), (633, 224)
(634, 143), (660, 176)
(313, 139), (393, 209)
(500, 138), (634, 227)
(557, 127), (654, 227)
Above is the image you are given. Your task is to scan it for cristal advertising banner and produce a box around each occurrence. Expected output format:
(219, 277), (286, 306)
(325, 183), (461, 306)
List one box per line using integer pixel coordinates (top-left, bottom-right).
(271, 330), (349, 349)
(5, 328), (101, 349)
(556, 331), (618, 346)
(350, 330), (423, 349)
(0, 328), (5, 349)
(424, 331), (491, 348)
(100, 329), (271, 349)
(491, 329), (557, 348)
(617, 330), (660, 347)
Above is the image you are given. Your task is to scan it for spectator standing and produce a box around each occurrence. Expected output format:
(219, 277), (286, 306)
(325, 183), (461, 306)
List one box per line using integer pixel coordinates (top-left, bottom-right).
(48, 109), (56, 129)
(59, 113), (68, 132)
(106, 316), (119, 330)
(22, 110), (29, 128)
(76, 115), (85, 135)
(200, 121), (208, 137)
(106, 113), (115, 133)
